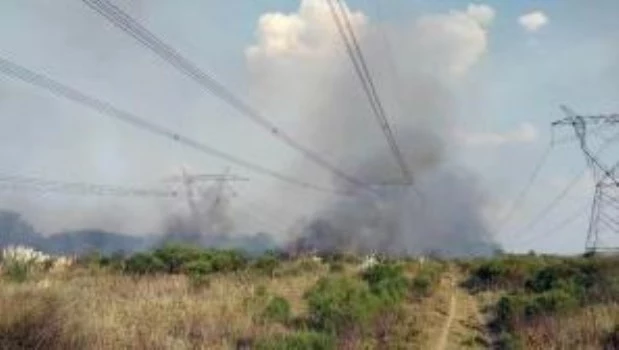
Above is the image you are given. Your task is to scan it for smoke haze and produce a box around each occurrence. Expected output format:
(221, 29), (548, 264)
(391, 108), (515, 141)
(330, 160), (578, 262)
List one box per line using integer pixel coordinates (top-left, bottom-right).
(247, 1), (498, 256)
(3, 1), (617, 255)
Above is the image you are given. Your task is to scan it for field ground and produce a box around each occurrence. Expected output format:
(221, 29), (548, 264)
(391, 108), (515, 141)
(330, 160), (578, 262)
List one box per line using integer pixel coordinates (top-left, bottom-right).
(0, 248), (618, 349)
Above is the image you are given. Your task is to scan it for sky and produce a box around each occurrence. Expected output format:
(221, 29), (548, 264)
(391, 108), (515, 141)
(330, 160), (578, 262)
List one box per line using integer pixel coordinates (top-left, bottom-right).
(0, 0), (618, 254)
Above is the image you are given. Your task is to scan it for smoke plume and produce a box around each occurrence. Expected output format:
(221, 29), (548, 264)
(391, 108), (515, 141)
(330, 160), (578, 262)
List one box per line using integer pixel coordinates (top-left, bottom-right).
(247, 1), (499, 256)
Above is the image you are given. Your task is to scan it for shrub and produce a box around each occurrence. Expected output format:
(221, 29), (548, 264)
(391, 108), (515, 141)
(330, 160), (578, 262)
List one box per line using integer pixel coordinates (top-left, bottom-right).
(410, 274), (432, 297)
(153, 244), (205, 273)
(97, 251), (126, 270)
(208, 249), (247, 272)
(151, 244), (248, 275)
(3, 261), (30, 282)
(328, 262), (344, 273)
(411, 262), (444, 298)
(123, 252), (165, 275)
(466, 256), (546, 291)
(254, 331), (335, 350)
(525, 264), (580, 294)
(495, 290), (579, 331)
(252, 254), (280, 276)
(260, 296), (291, 324)
(361, 263), (409, 302)
(525, 290), (578, 318)
(182, 259), (214, 275)
(304, 276), (380, 334)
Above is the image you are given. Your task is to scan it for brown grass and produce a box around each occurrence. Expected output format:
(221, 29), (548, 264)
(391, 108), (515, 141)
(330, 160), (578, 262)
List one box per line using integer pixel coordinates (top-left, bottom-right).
(0, 268), (322, 349)
(7, 257), (614, 349)
(0, 259), (446, 349)
(516, 304), (619, 350)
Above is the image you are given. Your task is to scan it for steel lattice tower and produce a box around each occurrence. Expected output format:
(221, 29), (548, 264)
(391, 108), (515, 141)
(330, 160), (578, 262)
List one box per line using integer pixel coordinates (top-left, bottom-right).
(552, 106), (619, 253)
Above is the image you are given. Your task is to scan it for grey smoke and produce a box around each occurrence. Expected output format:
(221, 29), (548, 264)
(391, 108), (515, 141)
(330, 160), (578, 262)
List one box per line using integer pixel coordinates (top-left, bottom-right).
(0, 1), (501, 256)
(246, 2), (499, 256)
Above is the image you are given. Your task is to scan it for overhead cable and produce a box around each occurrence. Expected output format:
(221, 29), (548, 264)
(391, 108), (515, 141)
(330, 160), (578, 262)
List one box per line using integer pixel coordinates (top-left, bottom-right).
(505, 128), (619, 239)
(0, 57), (347, 196)
(80, 0), (371, 192)
(0, 173), (177, 198)
(496, 142), (554, 233)
(326, 0), (412, 185)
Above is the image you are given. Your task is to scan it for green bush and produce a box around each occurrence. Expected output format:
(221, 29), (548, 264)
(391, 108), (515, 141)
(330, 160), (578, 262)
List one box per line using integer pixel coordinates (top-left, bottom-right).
(123, 252), (165, 275)
(151, 244), (247, 275)
(525, 264), (580, 294)
(97, 251), (126, 270)
(182, 259), (214, 275)
(153, 244), (205, 273)
(254, 331), (335, 350)
(466, 256), (547, 291)
(361, 263), (409, 302)
(410, 262), (444, 298)
(260, 296), (291, 324)
(208, 249), (247, 272)
(252, 254), (280, 276)
(495, 290), (579, 331)
(525, 290), (578, 317)
(410, 274), (432, 297)
(304, 276), (381, 334)
(3, 261), (31, 282)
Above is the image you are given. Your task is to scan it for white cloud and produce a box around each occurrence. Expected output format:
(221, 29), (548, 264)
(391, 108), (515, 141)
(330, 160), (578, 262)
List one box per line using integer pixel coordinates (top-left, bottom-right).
(456, 122), (539, 147)
(246, 0), (366, 61)
(247, 1), (495, 79)
(466, 4), (496, 28)
(519, 11), (548, 33)
(415, 3), (495, 77)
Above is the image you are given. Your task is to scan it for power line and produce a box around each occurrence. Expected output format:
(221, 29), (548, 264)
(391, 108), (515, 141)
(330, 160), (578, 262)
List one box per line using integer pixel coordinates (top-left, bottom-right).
(0, 57), (348, 196)
(0, 173), (177, 198)
(496, 142), (554, 233)
(515, 203), (589, 248)
(371, 0), (407, 122)
(79, 0), (371, 192)
(326, 0), (412, 185)
(504, 121), (619, 242)
(505, 167), (587, 241)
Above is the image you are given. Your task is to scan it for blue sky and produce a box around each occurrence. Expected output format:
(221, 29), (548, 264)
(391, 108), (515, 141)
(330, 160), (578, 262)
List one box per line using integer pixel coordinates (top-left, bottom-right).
(0, 1), (618, 254)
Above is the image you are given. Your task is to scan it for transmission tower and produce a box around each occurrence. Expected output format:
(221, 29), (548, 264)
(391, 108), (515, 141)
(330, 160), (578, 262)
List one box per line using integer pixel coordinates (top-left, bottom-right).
(163, 167), (248, 239)
(552, 106), (619, 253)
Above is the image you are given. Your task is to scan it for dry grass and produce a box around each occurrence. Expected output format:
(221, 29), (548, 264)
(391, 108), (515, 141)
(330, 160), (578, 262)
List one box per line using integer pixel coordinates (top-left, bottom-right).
(8, 256), (614, 349)
(517, 304), (619, 350)
(0, 267), (324, 350)
(0, 259), (448, 350)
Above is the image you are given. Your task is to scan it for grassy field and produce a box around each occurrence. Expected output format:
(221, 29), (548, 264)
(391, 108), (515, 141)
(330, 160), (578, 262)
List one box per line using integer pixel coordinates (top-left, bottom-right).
(0, 245), (617, 349)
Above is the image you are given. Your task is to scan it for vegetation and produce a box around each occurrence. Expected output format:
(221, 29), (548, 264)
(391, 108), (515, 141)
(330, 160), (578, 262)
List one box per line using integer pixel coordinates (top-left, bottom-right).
(460, 253), (619, 349)
(0, 244), (617, 349)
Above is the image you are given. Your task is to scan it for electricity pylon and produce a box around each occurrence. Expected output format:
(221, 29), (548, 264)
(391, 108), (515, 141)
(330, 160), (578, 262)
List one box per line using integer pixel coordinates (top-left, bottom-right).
(163, 167), (248, 238)
(552, 106), (619, 253)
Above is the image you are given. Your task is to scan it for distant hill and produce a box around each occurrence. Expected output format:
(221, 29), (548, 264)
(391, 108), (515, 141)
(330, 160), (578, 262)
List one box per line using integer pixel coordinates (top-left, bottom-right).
(0, 210), (278, 256)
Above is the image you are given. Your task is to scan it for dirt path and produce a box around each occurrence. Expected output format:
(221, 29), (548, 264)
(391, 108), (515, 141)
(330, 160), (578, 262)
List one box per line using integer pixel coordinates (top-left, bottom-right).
(430, 271), (490, 350)
(436, 280), (458, 350)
